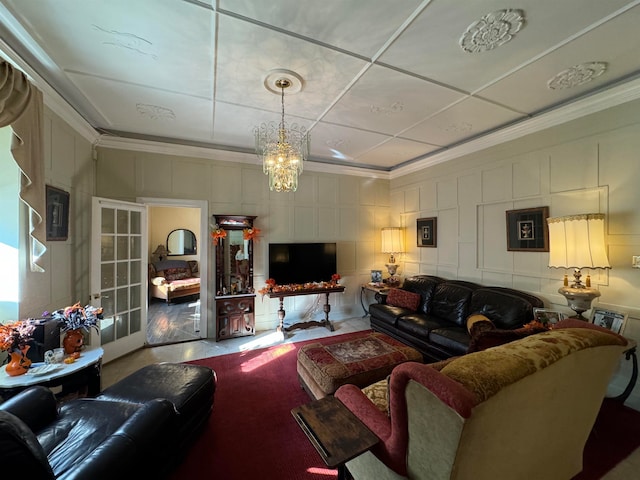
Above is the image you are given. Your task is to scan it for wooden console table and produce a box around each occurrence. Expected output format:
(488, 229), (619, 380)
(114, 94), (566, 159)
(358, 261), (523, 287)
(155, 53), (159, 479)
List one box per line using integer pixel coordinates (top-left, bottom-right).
(266, 286), (345, 334)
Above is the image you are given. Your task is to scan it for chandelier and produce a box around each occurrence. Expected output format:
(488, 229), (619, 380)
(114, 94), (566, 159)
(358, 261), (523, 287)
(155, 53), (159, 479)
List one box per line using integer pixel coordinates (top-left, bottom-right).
(254, 73), (309, 192)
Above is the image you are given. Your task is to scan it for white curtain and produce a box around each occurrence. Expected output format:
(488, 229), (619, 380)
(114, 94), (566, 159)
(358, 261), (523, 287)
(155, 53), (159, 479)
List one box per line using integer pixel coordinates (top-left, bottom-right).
(0, 59), (46, 272)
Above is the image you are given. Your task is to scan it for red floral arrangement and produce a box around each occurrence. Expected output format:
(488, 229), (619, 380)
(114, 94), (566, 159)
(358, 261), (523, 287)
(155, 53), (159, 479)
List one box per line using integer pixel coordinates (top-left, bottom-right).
(243, 227), (261, 241)
(0, 320), (35, 353)
(211, 226), (227, 245)
(331, 273), (341, 282)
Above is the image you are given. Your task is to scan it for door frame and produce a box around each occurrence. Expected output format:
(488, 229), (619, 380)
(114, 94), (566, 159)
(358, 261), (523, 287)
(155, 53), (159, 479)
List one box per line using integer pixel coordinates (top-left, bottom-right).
(138, 197), (209, 341)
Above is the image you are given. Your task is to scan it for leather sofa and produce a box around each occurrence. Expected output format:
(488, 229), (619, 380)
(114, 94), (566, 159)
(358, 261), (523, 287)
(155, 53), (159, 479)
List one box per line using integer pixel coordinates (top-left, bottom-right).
(370, 275), (544, 361)
(0, 362), (215, 479)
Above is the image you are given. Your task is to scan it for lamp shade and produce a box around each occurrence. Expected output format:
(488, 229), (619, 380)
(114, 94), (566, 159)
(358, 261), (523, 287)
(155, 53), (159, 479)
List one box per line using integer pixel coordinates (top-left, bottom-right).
(547, 214), (610, 269)
(381, 227), (405, 254)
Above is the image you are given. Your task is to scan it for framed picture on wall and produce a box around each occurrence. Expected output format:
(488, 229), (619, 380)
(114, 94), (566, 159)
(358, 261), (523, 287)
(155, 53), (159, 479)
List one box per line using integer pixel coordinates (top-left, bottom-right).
(505, 206), (549, 252)
(46, 185), (70, 241)
(417, 217), (437, 247)
(591, 308), (627, 334)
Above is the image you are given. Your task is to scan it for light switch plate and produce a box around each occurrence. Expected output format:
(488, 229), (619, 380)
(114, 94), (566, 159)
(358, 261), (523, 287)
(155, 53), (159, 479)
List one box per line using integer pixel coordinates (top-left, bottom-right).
(633, 256), (640, 268)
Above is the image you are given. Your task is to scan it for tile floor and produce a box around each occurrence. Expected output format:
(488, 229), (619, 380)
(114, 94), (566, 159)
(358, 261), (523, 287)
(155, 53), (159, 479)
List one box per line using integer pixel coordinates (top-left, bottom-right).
(101, 316), (639, 479)
(102, 315), (371, 388)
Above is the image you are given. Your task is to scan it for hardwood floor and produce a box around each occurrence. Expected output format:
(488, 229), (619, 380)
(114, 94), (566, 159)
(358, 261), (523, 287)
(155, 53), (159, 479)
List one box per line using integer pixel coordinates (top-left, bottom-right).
(146, 296), (202, 346)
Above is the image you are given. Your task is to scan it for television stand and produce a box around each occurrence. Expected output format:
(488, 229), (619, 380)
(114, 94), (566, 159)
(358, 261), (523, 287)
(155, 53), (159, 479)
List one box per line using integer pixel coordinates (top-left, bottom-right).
(266, 286), (345, 335)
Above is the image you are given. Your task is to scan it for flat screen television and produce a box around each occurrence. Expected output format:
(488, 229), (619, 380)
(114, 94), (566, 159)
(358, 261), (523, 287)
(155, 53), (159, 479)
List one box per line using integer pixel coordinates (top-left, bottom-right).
(268, 243), (337, 285)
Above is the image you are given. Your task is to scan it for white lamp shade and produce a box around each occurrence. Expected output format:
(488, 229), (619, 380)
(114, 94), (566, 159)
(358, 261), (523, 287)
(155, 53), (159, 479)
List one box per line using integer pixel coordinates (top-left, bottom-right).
(381, 227), (405, 254)
(547, 214), (610, 269)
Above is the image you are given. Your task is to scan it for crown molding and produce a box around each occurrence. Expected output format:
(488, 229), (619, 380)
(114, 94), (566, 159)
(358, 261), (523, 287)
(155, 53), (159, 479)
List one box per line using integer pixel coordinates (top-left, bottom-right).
(0, 34), (99, 145)
(96, 136), (389, 180)
(391, 76), (640, 179)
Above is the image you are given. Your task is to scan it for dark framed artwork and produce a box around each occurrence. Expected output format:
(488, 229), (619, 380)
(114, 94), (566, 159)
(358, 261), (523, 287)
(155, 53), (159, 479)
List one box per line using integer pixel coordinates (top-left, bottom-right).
(505, 206), (549, 252)
(46, 185), (70, 241)
(417, 217), (437, 247)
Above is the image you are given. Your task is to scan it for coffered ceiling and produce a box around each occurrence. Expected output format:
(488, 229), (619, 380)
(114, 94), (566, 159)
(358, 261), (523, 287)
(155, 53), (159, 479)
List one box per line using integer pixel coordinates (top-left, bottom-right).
(1, 0), (639, 175)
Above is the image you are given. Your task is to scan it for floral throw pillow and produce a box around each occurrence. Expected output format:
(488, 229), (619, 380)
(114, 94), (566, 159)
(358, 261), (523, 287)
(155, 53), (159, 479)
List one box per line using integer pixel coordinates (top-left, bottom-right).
(386, 288), (421, 311)
(164, 268), (190, 282)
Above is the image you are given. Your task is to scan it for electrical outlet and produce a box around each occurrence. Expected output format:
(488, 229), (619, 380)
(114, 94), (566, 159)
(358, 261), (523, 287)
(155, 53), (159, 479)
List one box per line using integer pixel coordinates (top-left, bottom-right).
(633, 256), (640, 268)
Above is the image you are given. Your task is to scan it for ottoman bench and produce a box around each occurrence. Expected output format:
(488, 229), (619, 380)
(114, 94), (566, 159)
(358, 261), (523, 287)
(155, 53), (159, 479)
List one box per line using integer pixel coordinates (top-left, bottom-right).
(97, 362), (216, 455)
(297, 331), (422, 399)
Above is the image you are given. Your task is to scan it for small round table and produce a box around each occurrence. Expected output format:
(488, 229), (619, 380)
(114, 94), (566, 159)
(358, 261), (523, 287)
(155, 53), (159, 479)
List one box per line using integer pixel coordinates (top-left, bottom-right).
(0, 347), (104, 401)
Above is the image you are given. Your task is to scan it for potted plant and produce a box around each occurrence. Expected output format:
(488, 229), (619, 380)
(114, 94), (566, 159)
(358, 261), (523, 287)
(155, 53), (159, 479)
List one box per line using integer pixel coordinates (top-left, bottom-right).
(52, 303), (103, 355)
(0, 320), (36, 376)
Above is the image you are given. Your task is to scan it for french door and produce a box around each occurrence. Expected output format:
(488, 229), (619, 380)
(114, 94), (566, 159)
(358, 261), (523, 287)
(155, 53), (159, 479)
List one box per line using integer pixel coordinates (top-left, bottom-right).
(90, 197), (147, 363)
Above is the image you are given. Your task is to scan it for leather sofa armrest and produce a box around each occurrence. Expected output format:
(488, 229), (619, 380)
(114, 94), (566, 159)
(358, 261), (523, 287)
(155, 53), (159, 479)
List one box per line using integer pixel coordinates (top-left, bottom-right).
(0, 386), (58, 431)
(59, 398), (177, 480)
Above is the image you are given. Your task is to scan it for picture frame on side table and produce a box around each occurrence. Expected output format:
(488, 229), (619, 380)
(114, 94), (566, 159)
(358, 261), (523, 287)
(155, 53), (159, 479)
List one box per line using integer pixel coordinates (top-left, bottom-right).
(591, 308), (627, 334)
(46, 185), (70, 241)
(505, 206), (549, 252)
(533, 308), (565, 325)
(370, 270), (382, 284)
(417, 217), (437, 247)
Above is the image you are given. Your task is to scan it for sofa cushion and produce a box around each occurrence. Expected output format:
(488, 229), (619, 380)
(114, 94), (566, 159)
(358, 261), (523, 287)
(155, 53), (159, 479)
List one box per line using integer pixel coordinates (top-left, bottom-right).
(469, 288), (534, 329)
(401, 276), (444, 314)
(428, 327), (470, 356)
(369, 303), (412, 328)
(467, 325), (547, 353)
(430, 283), (474, 327)
(387, 288), (421, 311)
(163, 267), (192, 281)
(396, 313), (450, 341)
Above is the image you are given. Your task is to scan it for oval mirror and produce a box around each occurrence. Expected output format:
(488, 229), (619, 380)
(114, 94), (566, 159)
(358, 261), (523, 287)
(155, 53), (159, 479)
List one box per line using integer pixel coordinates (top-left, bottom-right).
(167, 229), (197, 255)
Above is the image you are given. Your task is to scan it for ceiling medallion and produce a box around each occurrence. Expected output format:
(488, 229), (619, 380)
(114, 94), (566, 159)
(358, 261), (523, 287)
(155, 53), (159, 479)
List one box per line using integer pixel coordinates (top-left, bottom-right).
(459, 9), (525, 53)
(370, 102), (404, 115)
(136, 103), (175, 120)
(547, 62), (608, 90)
(254, 69), (309, 193)
(439, 122), (473, 133)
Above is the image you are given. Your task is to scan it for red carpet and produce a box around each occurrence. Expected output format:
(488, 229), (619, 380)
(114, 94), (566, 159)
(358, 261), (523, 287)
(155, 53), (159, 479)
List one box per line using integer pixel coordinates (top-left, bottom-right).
(170, 330), (640, 480)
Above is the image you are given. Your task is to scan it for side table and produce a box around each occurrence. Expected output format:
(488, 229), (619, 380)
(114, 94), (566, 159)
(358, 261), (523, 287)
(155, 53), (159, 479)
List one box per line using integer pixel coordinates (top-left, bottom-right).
(292, 396), (378, 480)
(610, 338), (637, 403)
(360, 283), (389, 317)
(0, 347), (103, 402)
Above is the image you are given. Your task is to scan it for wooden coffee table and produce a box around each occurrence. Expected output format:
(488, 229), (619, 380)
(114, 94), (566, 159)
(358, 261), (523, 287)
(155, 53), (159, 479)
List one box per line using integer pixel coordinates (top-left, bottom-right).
(292, 396), (378, 480)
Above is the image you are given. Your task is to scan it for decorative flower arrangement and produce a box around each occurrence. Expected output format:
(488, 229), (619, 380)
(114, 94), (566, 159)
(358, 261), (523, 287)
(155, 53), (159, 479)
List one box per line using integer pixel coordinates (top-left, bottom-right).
(0, 320), (35, 353)
(523, 319), (554, 331)
(211, 225), (227, 245)
(257, 275), (344, 297)
(51, 302), (103, 333)
(243, 227), (261, 241)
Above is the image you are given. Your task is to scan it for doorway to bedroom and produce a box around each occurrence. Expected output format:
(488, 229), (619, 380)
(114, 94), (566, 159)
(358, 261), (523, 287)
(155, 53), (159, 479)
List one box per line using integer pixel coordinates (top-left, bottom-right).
(143, 198), (208, 347)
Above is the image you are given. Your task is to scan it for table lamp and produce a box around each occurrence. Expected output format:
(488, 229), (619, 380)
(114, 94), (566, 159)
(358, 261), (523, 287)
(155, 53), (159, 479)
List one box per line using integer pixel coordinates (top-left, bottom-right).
(547, 213), (610, 319)
(381, 227), (404, 285)
(152, 244), (169, 262)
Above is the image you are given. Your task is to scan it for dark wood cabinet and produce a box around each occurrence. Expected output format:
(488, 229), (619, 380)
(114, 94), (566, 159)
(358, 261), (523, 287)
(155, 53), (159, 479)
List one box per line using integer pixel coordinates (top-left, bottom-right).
(216, 295), (255, 340)
(212, 214), (257, 341)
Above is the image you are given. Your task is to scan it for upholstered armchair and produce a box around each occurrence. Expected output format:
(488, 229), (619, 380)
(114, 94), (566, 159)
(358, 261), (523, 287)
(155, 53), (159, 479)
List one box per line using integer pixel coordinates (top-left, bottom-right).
(335, 320), (628, 480)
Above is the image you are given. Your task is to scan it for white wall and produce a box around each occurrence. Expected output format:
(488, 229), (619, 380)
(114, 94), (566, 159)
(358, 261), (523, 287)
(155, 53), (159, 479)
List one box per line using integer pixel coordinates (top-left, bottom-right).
(391, 98), (640, 408)
(95, 149), (391, 332)
(148, 205), (200, 261)
(17, 107), (95, 320)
